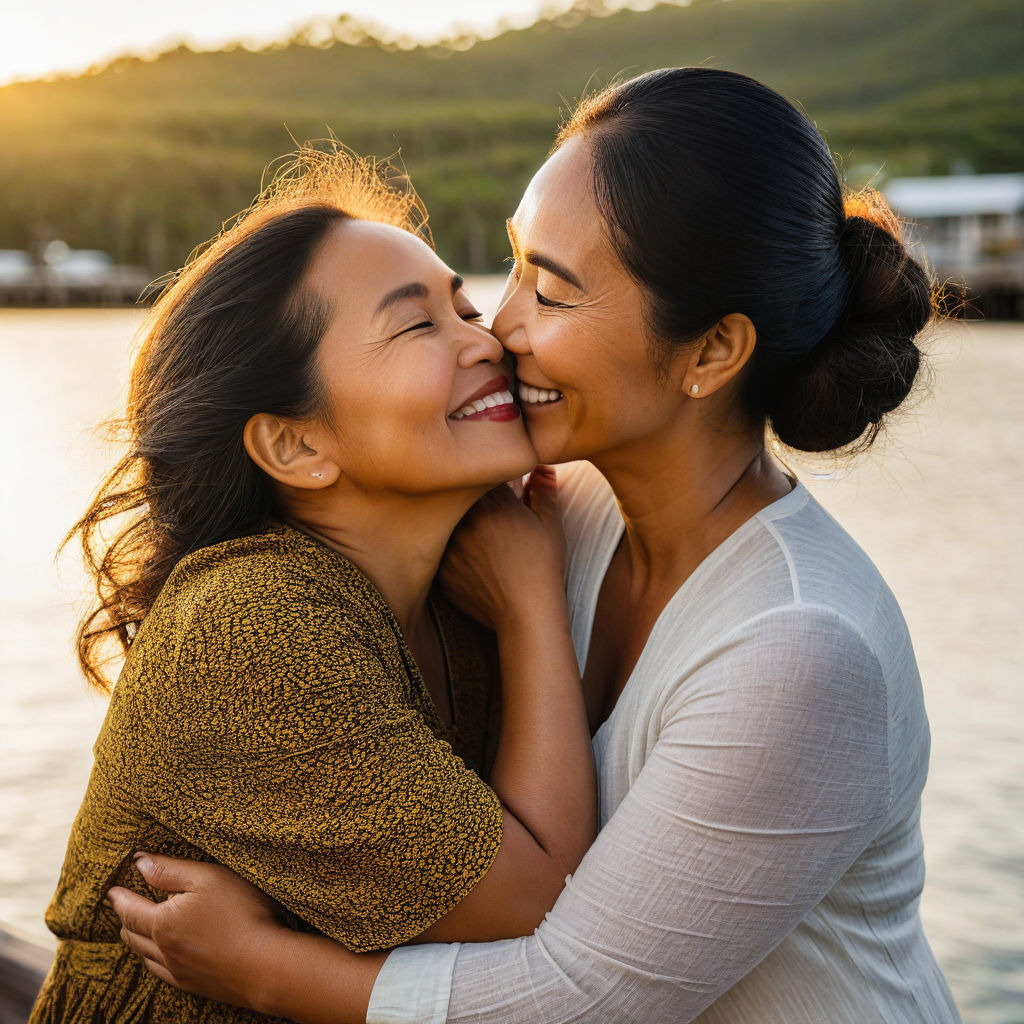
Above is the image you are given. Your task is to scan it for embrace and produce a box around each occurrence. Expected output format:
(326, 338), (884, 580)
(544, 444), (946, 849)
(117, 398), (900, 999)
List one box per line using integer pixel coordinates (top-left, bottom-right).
(31, 69), (961, 1023)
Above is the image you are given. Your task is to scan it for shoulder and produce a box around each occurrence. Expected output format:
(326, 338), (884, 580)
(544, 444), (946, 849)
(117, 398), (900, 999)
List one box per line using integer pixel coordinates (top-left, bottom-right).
(159, 522), (390, 639)
(114, 526), (411, 755)
(717, 601), (888, 706)
(126, 522), (403, 707)
(661, 602), (893, 813)
(671, 513), (894, 727)
(751, 487), (915, 665)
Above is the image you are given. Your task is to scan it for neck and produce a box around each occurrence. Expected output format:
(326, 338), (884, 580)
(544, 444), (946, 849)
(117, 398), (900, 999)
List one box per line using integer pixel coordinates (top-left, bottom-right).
(282, 486), (481, 636)
(592, 421), (791, 593)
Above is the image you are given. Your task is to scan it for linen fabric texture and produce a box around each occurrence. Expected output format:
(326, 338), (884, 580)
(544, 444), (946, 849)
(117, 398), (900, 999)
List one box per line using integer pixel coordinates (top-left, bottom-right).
(368, 463), (962, 1024)
(31, 521), (503, 1024)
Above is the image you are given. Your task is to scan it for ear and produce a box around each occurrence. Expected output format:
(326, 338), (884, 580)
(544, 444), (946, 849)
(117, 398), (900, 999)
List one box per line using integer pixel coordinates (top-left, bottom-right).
(243, 414), (340, 490)
(684, 313), (757, 399)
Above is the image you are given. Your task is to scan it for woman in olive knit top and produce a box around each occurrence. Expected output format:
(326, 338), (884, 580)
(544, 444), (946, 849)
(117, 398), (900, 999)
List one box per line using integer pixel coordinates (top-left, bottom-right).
(30, 149), (595, 1023)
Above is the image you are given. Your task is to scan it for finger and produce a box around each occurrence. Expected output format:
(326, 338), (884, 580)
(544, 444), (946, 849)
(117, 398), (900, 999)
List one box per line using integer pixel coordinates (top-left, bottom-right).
(132, 851), (199, 894)
(120, 924), (167, 968)
(524, 466), (558, 514)
(139, 955), (177, 987)
(106, 886), (163, 937)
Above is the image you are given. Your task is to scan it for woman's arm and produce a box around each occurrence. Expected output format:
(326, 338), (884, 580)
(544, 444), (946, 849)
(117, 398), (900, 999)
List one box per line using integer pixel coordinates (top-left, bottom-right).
(114, 604), (893, 1023)
(109, 855), (382, 1024)
(419, 470), (597, 940)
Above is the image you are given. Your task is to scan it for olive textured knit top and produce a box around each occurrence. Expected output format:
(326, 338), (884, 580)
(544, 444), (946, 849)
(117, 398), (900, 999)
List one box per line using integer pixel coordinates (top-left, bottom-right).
(31, 521), (504, 1024)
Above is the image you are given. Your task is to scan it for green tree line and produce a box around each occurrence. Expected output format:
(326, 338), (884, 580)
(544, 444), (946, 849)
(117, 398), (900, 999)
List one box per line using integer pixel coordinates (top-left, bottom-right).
(0, 0), (1021, 275)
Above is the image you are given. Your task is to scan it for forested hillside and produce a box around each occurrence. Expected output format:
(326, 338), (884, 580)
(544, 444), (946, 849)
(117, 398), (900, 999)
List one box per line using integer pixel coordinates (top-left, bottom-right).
(1, 0), (1020, 272)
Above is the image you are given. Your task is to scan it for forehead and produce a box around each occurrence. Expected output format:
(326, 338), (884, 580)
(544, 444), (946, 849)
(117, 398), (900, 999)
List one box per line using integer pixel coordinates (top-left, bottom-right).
(305, 218), (446, 309)
(511, 136), (606, 258)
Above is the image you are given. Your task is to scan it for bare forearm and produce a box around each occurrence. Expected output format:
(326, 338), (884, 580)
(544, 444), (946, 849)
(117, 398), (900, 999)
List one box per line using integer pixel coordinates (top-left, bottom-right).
(254, 928), (388, 1024)
(490, 587), (597, 874)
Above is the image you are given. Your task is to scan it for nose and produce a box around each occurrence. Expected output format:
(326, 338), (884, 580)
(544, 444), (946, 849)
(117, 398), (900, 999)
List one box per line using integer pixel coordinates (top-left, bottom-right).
(491, 277), (531, 357)
(456, 318), (506, 369)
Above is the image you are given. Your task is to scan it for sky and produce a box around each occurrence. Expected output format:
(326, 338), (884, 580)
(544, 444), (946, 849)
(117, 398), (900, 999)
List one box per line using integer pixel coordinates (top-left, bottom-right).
(0, 1), (661, 85)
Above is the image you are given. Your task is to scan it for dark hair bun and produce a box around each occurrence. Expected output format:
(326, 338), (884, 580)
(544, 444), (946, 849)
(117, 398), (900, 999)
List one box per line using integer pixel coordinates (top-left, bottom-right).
(767, 211), (933, 453)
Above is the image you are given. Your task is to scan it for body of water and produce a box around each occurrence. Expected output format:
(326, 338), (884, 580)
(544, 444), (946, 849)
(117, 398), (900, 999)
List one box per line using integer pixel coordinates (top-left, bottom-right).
(1, 292), (1021, 1021)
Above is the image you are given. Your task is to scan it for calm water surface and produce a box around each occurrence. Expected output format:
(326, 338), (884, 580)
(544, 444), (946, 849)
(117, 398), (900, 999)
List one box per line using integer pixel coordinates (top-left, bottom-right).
(1, 290), (1021, 1021)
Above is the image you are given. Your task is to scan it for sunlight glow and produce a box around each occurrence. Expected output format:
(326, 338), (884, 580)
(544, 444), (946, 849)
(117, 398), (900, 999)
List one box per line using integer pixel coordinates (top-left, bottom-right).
(0, 0), (664, 86)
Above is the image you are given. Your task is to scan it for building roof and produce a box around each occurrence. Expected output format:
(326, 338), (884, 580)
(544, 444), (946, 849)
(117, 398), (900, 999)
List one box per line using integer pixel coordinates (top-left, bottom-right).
(883, 173), (1024, 218)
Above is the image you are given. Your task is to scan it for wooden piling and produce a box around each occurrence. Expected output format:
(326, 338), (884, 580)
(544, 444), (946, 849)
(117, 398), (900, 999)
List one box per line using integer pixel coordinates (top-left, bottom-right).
(0, 925), (51, 1024)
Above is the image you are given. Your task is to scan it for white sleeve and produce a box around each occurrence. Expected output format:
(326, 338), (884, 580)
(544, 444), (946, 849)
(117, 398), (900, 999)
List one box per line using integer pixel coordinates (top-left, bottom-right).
(368, 605), (892, 1023)
(367, 943), (459, 1024)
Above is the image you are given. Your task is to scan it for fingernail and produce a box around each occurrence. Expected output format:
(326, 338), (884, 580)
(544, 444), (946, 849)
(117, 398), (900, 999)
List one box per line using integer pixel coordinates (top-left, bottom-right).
(133, 855), (153, 873)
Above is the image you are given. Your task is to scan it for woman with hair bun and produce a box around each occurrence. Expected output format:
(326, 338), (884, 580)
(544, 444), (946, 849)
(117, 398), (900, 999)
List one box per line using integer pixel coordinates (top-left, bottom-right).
(108, 69), (961, 1022)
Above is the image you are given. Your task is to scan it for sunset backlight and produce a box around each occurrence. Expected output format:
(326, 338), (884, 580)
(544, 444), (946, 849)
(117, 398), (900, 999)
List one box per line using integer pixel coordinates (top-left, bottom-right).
(0, 0), (658, 85)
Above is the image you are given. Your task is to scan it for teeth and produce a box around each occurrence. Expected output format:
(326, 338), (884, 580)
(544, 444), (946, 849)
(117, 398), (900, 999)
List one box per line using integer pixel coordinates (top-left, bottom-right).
(450, 388), (516, 420)
(518, 384), (563, 404)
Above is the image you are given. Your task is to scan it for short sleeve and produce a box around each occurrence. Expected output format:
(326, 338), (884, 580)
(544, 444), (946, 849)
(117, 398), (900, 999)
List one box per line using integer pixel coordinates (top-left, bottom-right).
(112, 550), (503, 952)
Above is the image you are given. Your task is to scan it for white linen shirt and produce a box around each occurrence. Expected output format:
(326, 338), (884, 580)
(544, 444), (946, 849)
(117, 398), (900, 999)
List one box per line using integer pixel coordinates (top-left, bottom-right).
(368, 463), (961, 1023)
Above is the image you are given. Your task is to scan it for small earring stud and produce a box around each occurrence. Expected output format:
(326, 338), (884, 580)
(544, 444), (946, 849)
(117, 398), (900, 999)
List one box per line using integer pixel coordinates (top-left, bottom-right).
(311, 472), (324, 479)
(690, 384), (699, 396)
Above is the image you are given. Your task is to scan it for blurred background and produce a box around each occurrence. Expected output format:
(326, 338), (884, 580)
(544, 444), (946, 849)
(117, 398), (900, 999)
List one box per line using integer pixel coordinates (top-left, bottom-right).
(1, 1), (1022, 1020)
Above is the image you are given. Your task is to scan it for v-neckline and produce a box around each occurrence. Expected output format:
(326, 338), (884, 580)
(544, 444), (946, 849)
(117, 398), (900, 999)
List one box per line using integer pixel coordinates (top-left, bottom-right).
(578, 480), (808, 740)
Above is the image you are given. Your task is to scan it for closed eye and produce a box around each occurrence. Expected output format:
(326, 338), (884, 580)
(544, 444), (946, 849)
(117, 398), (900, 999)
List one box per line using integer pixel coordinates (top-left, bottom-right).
(536, 291), (571, 309)
(395, 320), (434, 336)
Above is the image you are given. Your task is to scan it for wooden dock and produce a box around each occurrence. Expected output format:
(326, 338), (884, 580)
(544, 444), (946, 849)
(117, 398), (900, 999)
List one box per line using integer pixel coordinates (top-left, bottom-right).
(0, 926), (51, 1024)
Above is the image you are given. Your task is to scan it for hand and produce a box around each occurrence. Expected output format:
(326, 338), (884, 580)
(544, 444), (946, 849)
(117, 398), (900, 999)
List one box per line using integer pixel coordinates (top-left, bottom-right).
(107, 852), (289, 1013)
(441, 466), (567, 630)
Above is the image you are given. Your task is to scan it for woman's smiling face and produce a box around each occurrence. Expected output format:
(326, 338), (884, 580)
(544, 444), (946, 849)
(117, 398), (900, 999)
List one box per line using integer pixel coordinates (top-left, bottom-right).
(492, 135), (686, 467)
(306, 218), (536, 495)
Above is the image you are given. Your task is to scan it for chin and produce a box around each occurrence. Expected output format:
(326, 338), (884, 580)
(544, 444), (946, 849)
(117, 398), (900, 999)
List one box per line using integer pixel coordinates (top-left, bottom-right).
(520, 418), (573, 466)
(524, 437), (576, 467)
(493, 455), (539, 484)
(451, 456), (534, 492)
(489, 439), (540, 481)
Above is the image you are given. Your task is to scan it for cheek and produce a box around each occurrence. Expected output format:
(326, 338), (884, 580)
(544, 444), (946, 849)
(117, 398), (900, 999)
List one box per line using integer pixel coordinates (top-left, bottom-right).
(528, 320), (585, 384)
(326, 373), (453, 459)
(531, 324), (625, 400)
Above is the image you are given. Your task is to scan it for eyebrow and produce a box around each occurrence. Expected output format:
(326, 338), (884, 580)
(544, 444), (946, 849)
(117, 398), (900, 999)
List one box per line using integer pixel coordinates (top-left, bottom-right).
(506, 219), (584, 292)
(527, 253), (585, 292)
(375, 274), (465, 318)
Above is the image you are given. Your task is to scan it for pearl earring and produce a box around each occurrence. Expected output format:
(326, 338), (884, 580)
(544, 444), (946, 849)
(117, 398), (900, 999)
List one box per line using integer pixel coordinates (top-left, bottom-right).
(690, 384), (699, 396)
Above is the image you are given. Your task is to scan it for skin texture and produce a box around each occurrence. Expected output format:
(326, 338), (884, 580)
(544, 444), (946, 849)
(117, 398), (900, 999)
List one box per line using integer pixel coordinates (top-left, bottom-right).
(109, 136), (796, 1021)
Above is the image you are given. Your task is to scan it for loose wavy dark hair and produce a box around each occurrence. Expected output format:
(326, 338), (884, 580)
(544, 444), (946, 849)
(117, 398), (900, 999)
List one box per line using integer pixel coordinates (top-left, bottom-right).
(66, 145), (430, 691)
(557, 68), (933, 453)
